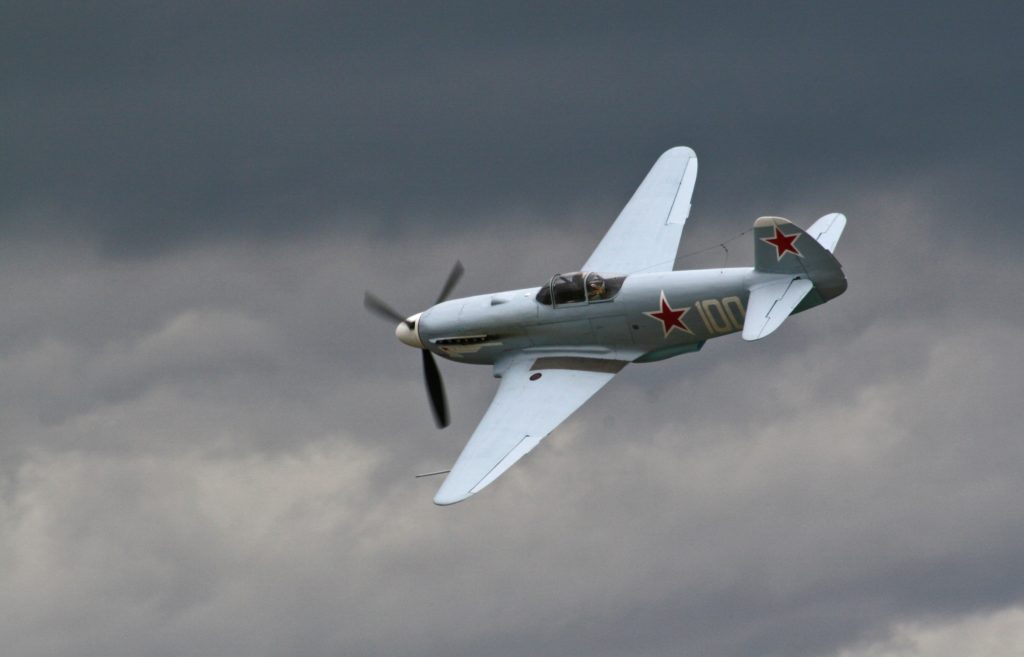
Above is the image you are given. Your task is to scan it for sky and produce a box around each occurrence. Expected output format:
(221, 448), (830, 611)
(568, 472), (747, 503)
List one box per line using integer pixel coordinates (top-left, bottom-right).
(1, 2), (1023, 656)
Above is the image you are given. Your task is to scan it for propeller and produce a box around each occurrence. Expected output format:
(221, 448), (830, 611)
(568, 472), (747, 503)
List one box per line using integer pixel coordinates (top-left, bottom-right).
(421, 348), (448, 428)
(364, 261), (464, 429)
(435, 260), (464, 305)
(364, 291), (413, 328)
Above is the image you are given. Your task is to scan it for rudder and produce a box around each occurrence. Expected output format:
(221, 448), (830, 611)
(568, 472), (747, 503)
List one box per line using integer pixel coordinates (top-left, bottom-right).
(753, 216), (847, 302)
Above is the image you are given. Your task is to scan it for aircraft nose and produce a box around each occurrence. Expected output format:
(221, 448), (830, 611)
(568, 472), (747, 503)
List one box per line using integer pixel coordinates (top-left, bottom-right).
(395, 313), (424, 348)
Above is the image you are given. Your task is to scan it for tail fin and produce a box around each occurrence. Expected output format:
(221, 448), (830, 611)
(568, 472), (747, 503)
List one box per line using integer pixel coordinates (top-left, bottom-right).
(744, 215), (848, 341)
(754, 216), (843, 276)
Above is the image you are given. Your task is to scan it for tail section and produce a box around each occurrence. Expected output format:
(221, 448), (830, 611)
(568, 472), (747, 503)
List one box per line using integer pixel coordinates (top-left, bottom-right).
(743, 277), (814, 341)
(744, 214), (848, 341)
(806, 212), (846, 254)
(754, 216), (842, 275)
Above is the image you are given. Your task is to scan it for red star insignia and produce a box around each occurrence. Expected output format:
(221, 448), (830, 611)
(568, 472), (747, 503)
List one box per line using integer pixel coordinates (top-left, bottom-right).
(644, 291), (693, 337)
(761, 226), (802, 259)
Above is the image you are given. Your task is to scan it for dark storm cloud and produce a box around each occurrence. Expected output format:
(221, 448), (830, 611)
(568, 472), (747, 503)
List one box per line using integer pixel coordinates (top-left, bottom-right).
(1, 191), (1022, 657)
(2, 4), (1024, 657)
(3, 2), (1021, 252)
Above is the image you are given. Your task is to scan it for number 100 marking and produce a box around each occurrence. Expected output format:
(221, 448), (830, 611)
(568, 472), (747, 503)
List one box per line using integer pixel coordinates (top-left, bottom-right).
(695, 296), (745, 335)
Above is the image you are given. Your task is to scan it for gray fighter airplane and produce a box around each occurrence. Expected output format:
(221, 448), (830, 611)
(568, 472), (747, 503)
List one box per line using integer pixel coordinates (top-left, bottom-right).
(365, 147), (847, 505)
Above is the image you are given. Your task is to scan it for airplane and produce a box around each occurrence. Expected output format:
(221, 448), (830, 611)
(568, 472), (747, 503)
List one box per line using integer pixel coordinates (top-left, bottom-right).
(365, 146), (847, 505)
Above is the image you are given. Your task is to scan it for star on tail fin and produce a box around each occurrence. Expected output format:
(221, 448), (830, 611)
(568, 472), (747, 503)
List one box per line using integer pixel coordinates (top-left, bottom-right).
(744, 215), (849, 340)
(753, 216), (846, 281)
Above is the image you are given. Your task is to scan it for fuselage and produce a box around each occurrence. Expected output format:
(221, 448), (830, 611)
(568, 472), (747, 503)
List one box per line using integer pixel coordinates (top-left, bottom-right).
(409, 267), (844, 366)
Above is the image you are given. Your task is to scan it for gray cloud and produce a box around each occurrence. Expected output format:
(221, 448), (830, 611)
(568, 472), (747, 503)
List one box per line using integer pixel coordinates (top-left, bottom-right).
(3, 3), (1021, 252)
(1, 172), (1023, 656)
(1, 3), (1022, 657)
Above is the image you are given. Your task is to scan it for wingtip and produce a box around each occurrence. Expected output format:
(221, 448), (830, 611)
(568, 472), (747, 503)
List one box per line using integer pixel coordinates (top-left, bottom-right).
(662, 145), (696, 159)
(433, 490), (473, 506)
(433, 471), (474, 506)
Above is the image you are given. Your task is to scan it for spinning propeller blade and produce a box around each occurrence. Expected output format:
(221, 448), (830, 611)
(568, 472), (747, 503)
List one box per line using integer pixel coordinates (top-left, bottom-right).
(363, 261), (463, 429)
(363, 292), (412, 327)
(421, 349), (449, 428)
(435, 260), (464, 305)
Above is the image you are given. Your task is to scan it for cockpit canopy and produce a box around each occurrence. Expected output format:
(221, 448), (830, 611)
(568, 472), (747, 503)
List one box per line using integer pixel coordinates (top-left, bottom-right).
(535, 271), (626, 306)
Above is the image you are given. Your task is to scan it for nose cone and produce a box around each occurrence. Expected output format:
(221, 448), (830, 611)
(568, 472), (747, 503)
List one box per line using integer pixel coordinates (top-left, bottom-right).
(395, 313), (424, 348)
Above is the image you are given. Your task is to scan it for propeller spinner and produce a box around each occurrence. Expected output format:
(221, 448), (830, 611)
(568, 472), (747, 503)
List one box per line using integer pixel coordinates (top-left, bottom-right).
(395, 313), (423, 348)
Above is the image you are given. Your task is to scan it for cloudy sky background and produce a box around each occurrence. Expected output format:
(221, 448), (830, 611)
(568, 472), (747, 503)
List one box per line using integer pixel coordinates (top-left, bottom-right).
(2, 3), (1022, 656)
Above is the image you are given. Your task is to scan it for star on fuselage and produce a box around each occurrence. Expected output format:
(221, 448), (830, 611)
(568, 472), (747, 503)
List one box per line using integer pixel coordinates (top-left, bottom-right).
(644, 291), (693, 336)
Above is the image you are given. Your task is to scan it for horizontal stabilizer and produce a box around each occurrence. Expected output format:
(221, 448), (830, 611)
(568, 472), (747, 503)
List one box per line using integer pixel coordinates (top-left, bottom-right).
(806, 213), (846, 253)
(742, 277), (814, 341)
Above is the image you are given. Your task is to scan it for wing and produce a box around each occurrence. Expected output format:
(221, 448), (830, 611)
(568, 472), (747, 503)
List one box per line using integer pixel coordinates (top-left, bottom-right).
(582, 146), (698, 275)
(433, 355), (626, 505)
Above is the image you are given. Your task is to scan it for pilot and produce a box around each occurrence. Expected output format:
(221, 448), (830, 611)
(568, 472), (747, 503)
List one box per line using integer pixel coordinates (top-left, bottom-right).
(587, 276), (606, 300)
